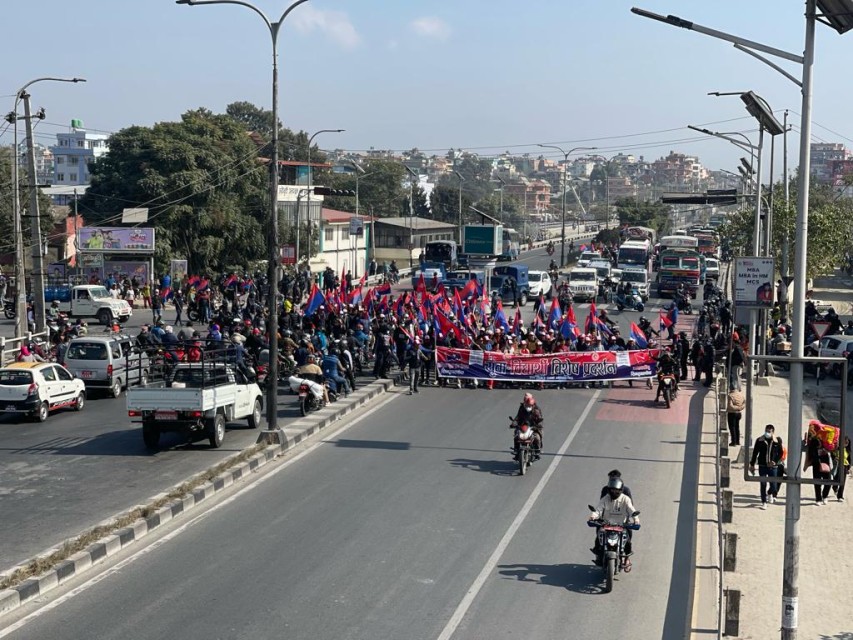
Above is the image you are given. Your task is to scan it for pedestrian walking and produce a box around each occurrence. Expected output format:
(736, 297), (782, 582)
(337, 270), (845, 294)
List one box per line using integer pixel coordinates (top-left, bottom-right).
(173, 290), (184, 326)
(804, 427), (833, 505)
(151, 289), (162, 323)
(406, 338), (426, 394)
(831, 435), (850, 502)
(749, 424), (785, 509)
(726, 388), (745, 446)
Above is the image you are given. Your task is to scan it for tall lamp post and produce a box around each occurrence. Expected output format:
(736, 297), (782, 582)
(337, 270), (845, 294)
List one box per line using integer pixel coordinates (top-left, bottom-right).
(350, 162), (375, 277)
(405, 166), (418, 268)
(453, 170), (464, 245)
(306, 128), (344, 267)
(538, 145), (596, 267)
(492, 175), (506, 223)
(632, 3), (853, 637)
(177, 0), (310, 440)
(6, 76), (85, 338)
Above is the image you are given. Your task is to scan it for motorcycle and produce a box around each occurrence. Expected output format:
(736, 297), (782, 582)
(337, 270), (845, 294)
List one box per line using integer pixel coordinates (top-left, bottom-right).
(674, 293), (693, 314)
(509, 417), (537, 476)
(587, 505), (641, 593)
(3, 299), (15, 320)
(657, 372), (678, 408)
(288, 375), (332, 416)
(615, 288), (645, 312)
(546, 244), (555, 256)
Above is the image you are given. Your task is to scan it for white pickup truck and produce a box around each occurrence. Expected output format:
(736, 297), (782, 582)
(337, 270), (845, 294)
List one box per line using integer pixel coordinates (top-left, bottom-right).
(45, 284), (132, 325)
(127, 362), (264, 450)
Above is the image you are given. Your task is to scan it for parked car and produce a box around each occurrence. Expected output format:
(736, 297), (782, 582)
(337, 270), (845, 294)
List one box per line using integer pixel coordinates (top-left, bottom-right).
(63, 334), (149, 398)
(0, 362), (86, 422)
(527, 270), (554, 299)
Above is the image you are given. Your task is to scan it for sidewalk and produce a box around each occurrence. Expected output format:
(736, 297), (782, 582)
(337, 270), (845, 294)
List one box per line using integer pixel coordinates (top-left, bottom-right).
(722, 376), (850, 639)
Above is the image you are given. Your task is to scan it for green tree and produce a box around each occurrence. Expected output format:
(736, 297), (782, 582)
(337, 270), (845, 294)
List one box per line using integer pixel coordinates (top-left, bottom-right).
(719, 178), (853, 279)
(614, 197), (673, 234)
(80, 108), (268, 273)
(225, 101), (324, 164)
(0, 146), (53, 263)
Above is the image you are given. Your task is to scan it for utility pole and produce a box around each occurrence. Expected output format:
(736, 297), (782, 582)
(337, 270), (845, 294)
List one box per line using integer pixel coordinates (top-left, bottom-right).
(454, 170), (464, 245)
(22, 93), (46, 334)
(4, 109), (27, 338)
(782, 110), (790, 278)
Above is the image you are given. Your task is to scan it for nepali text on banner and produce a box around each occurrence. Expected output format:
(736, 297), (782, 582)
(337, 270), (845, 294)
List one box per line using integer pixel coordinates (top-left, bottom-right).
(435, 347), (661, 382)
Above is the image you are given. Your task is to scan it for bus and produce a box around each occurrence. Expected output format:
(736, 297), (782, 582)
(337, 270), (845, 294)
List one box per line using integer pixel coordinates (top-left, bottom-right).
(695, 232), (719, 258)
(657, 248), (702, 297)
(616, 239), (651, 271)
(424, 240), (458, 270)
(659, 235), (699, 251)
(500, 228), (521, 261)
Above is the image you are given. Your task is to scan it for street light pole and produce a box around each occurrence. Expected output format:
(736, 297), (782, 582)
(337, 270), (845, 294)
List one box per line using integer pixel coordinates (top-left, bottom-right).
(350, 163), (375, 278)
(492, 175), (506, 223)
(453, 170), (464, 245)
(6, 76), (85, 338)
(538, 145), (596, 267)
(177, 0), (310, 440)
(405, 166), (418, 269)
(305, 128), (344, 280)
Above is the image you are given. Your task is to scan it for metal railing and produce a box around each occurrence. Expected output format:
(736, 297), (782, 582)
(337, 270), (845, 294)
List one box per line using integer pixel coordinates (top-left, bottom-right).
(0, 331), (50, 367)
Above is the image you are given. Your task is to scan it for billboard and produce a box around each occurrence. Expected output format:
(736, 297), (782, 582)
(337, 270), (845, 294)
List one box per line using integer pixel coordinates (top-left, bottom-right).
(463, 225), (502, 256)
(733, 257), (774, 308)
(77, 227), (155, 253)
(170, 259), (188, 284)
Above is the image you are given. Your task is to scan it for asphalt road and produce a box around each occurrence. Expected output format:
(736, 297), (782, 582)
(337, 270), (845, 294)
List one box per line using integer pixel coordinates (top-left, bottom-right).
(0, 237), (680, 573)
(0, 383), (302, 572)
(0, 378), (706, 639)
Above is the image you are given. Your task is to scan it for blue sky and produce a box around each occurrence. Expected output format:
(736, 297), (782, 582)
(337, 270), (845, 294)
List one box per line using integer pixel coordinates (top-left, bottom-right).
(2, 0), (852, 177)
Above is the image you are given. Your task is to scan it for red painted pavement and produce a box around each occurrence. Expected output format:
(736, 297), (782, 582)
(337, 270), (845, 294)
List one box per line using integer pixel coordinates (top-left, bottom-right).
(595, 383), (699, 425)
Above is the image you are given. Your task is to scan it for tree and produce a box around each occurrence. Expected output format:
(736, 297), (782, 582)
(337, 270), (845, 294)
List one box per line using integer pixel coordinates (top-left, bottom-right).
(719, 178), (853, 279)
(225, 101), (324, 164)
(614, 197), (673, 234)
(0, 146), (53, 264)
(80, 108), (269, 274)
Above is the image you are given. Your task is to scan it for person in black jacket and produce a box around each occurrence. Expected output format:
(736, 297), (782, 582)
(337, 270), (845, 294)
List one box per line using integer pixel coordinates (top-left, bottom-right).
(702, 339), (716, 386)
(728, 341), (746, 391)
(749, 424), (785, 508)
(677, 332), (690, 381)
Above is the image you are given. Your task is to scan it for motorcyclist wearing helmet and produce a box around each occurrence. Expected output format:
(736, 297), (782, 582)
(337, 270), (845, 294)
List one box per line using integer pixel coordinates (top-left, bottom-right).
(510, 419), (541, 462)
(589, 477), (639, 561)
(654, 349), (679, 402)
(514, 392), (544, 456)
(637, 315), (659, 338)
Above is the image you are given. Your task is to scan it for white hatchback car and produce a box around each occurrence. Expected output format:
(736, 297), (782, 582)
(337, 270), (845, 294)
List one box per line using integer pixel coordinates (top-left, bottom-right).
(528, 270), (553, 299)
(0, 362), (86, 422)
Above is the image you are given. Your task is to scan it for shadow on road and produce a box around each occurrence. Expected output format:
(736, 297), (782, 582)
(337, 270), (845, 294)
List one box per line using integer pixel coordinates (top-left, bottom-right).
(333, 438), (411, 451)
(447, 457), (519, 476)
(498, 562), (604, 594)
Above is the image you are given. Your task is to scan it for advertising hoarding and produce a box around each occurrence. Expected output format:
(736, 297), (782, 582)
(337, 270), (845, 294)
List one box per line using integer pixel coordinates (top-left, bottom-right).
(463, 225), (502, 256)
(733, 257), (774, 308)
(77, 227), (155, 253)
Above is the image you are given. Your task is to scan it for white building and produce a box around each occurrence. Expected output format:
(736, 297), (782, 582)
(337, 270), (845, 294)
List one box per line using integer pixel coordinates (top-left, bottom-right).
(50, 123), (109, 186)
(317, 208), (373, 277)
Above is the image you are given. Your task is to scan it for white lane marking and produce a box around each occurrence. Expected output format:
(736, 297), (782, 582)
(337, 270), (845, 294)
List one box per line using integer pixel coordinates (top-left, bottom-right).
(435, 391), (600, 640)
(0, 392), (401, 638)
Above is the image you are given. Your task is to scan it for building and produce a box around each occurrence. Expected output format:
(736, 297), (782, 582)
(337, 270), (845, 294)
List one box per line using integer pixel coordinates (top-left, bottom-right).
(18, 142), (54, 186)
(504, 178), (551, 212)
(810, 143), (850, 183)
(371, 216), (456, 266)
(50, 123), (109, 186)
(316, 208), (373, 277)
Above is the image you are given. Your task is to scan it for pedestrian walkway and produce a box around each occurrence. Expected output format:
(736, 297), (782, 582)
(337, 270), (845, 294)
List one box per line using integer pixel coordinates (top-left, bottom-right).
(722, 376), (850, 639)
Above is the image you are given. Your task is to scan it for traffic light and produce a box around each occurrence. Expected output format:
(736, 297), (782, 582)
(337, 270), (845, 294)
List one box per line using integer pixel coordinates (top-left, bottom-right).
(312, 187), (355, 197)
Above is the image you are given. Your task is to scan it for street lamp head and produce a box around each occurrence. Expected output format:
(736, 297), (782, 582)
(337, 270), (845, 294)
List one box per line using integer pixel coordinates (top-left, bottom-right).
(176, 0), (195, 5)
(740, 91), (784, 136)
(816, 0), (853, 34)
(71, 78), (87, 83)
(740, 157), (754, 174)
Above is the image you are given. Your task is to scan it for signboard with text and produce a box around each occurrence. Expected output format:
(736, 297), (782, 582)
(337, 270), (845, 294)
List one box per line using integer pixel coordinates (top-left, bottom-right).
(77, 227), (155, 253)
(280, 245), (296, 265)
(733, 257), (774, 308)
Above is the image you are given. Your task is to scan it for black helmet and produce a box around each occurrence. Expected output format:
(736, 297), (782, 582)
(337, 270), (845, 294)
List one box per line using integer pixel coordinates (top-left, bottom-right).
(639, 316), (647, 323)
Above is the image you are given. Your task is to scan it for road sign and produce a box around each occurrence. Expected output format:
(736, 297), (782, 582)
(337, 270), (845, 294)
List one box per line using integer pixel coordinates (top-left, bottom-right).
(280, 245), (296, 265)
(349, 217), (364, 236)
(811, 321), (832, 339)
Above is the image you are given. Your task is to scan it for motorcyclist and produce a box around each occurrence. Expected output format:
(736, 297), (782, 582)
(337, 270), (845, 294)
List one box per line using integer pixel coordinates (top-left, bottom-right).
(296, 354), (330, 405)
(547, 240), (555, 255)
(599, 469), (633, 499)
(589, 477), (639, 562)
(654, 349), (679, 402)
(46, 300), (61, 323)
(514, 392), (544, 456)
(638, 315), (659, 338)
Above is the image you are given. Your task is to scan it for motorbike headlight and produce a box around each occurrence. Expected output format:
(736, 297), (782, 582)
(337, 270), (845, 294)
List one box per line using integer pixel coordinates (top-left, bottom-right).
(606, 533), (619, 545)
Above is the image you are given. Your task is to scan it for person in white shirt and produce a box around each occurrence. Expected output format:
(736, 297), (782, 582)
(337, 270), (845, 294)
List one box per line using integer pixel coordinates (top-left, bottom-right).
(589, 477), (639, 559)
